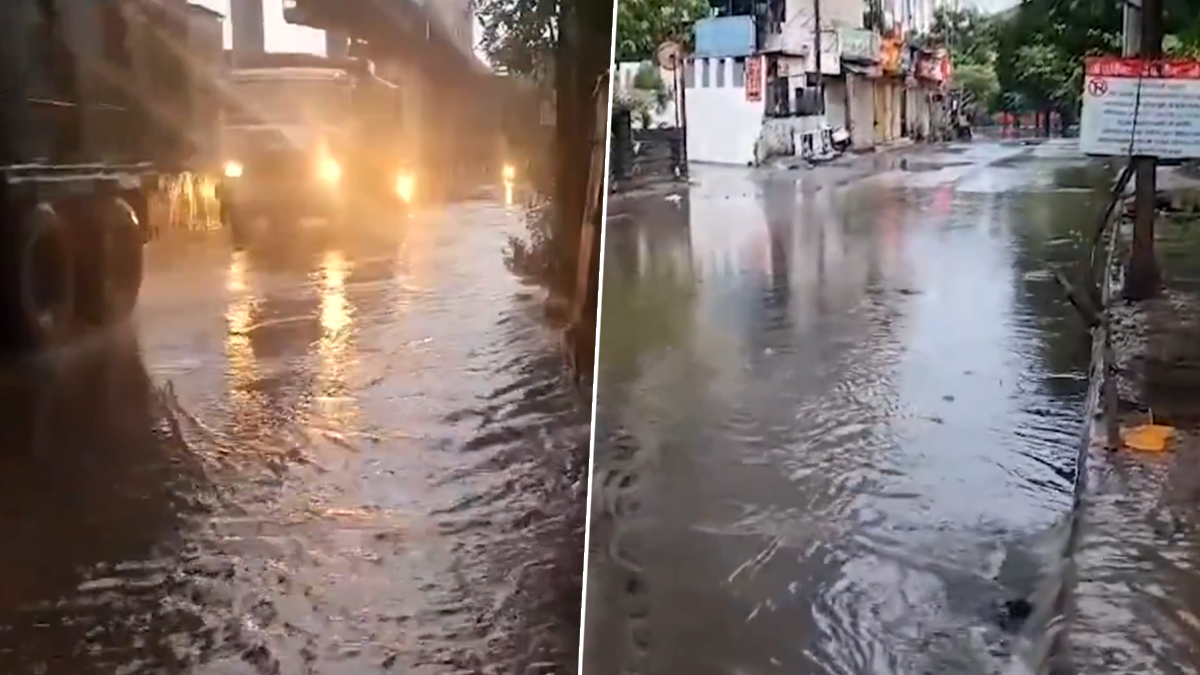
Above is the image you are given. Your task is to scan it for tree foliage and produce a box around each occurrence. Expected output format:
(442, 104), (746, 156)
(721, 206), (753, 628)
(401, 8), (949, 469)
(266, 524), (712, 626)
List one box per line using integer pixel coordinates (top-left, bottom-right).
(615, 0), (711, 62)
(475, 0), (558, 79)
(476, 0), (614, 80)
(929, 7), (998, 67)
(616, 63), (670, 128)
(921, 7), (1000, 110)
(991, 0), (1200, 115)
(478, 0), (615, 305)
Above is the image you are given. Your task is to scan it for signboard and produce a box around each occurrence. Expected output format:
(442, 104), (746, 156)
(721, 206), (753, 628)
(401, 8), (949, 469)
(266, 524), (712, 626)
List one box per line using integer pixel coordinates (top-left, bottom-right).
(746, 55), (762, 102)
(1080, 56), (1200, 158)
(839, 28), (878, 62)
(879, 37), (903, 74)
(694, 16), (757, 58)
(915, 50), (947, 83)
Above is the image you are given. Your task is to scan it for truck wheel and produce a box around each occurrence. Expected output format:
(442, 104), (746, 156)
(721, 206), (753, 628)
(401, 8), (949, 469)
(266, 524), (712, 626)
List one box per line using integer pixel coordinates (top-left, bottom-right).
(75, 196), (144, 325)
(0, 202), (76, 353)
(84, 194), (144, 324)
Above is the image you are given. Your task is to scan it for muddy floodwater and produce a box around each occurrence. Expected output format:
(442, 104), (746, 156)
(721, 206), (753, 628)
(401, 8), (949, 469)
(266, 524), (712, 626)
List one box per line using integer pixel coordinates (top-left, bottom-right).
(0, 202), (589, 674)
(588, 140), (1114, 674)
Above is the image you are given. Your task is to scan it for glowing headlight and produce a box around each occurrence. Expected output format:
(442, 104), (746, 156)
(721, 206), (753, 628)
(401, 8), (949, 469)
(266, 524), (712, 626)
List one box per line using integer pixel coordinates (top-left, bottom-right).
(224, 161), (244, 178)
(502, 164), (516, 181)
(317, 157), (342, 184)
(395, 173), (415, 202)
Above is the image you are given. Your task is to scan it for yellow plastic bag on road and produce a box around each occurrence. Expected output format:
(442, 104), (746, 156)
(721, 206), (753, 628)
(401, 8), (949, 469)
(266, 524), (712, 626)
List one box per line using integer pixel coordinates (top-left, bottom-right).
(1121, 421), (1175, 452)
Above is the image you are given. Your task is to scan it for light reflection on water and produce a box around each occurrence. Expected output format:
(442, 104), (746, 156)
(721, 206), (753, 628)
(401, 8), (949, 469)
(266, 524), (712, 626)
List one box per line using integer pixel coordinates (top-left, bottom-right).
(0, 201), (590, 674)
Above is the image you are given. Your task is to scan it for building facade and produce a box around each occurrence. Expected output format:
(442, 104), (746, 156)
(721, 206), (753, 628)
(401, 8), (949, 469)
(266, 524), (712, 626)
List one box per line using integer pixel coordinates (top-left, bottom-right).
(684, 0), (953, 165)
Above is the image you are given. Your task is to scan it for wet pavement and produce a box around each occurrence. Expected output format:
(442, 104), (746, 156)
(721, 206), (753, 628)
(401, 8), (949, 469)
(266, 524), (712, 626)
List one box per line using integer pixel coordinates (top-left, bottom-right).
(588, 140), (1112, 675)
(1069, 208), (1200, 675)
(0, 202), (589, 674)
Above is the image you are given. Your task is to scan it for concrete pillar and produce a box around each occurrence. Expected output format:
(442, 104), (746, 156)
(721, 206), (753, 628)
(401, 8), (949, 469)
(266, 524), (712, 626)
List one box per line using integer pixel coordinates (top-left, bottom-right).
(325, 31), (348, 59)
(230, 0), (265, 58)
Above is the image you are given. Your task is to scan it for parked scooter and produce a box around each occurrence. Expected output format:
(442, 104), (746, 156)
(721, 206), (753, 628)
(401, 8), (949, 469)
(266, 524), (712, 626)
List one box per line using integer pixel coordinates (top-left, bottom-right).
(954, 115), (973, 141)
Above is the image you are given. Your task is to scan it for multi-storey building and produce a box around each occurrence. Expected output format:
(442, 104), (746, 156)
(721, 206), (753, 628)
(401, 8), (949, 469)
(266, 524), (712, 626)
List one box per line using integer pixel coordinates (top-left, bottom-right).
(684, 0), (952, 164)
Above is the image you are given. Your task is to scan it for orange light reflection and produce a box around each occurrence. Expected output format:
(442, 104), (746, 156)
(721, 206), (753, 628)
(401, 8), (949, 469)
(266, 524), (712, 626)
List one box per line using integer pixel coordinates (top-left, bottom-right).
(224, 251), (264, 427)
(315, 250), (360, 428)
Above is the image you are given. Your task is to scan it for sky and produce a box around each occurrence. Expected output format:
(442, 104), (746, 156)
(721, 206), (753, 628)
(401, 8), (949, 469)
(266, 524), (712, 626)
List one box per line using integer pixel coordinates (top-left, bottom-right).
(960, 0), (1020, 14)
(194, 0), (324, 53)
(193, 0), (487, 61)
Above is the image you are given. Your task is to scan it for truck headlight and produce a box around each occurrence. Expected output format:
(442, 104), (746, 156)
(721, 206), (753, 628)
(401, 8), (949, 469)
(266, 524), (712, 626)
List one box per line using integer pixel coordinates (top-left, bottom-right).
(317, 157), (341, 184)
(224, 161), (244, 178)
(502, 164), (516, 181)
(395, 173), (415, 202)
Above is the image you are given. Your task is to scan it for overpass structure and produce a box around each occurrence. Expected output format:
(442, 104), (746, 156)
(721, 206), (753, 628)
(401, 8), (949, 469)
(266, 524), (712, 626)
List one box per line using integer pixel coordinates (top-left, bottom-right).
(269, 0), (547, 191)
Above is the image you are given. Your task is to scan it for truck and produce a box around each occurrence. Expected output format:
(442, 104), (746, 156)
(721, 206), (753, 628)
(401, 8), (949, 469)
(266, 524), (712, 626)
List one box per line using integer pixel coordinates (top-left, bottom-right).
(215, 52), (414, 242)
(0, 0), (216, 353)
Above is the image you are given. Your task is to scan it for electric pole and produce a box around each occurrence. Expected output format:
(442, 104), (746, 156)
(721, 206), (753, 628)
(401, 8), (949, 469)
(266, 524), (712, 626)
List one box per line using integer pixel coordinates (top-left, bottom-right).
(1126, 0), (1163, 300)
(813, 0), (824, 113)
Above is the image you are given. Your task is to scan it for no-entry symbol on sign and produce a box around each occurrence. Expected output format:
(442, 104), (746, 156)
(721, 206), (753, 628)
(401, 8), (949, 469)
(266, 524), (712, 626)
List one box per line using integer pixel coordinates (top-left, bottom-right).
(1087, 77), (1108, 96)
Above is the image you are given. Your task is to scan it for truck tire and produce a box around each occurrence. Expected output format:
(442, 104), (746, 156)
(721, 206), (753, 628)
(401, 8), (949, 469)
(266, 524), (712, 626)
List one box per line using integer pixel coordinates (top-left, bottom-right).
(0, 202), (76, 353)
(74, 196), (144, 325)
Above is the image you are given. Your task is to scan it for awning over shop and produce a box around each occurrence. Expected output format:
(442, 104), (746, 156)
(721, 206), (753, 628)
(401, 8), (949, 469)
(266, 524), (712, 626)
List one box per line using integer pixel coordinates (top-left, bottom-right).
(842, 59), (881, 77)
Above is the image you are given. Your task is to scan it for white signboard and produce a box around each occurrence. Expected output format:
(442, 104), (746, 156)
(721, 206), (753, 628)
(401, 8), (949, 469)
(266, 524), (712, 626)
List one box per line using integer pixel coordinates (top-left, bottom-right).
(1080, 56), (1200, 158)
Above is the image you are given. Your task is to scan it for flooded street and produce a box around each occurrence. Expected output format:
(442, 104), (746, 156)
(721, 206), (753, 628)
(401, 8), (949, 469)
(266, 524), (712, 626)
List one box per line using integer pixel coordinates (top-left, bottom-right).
(0, 201), (589, 674)
(588, 140), (1110, 674)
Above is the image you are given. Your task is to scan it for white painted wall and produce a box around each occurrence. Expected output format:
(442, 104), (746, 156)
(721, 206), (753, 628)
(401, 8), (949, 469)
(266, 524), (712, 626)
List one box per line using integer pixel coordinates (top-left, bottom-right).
(685, 57), (766, 165)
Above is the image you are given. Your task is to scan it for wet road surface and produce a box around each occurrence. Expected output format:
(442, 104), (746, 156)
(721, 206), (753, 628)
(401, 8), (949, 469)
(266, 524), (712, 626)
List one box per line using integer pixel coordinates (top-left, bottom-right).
(588, 141), (1110, 675)
(0, 202), (589, 674)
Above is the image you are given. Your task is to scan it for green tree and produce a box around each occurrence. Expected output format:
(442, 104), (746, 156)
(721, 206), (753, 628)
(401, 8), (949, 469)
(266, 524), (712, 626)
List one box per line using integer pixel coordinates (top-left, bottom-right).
(916, 7), (1002, 111)
(989, 0), (1200, 301)
(625, 63), (670, 128)
(929, 7), (998, 67)
(615, 0), (711, 62)
(953, 62), (1000, 111)
(476, 0), (558, 80)
(477, 0), (614, 370)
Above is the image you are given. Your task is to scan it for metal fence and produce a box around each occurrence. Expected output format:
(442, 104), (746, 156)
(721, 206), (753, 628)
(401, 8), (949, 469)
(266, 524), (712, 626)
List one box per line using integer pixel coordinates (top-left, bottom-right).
(609, 106), (686, 189)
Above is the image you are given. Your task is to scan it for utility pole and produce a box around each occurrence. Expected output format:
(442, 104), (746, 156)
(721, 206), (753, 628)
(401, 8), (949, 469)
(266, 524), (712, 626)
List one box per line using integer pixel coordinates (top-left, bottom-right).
(1126, 0), (1163, 300)
(813, 0), (824, 113)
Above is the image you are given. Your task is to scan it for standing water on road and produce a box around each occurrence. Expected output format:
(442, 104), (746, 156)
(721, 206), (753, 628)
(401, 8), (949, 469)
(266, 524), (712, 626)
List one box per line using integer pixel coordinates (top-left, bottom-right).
(587, 141), (1110, 674)
(0, 202), (589, 674)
